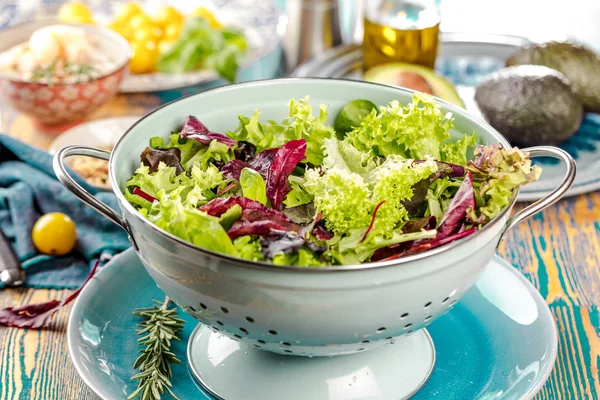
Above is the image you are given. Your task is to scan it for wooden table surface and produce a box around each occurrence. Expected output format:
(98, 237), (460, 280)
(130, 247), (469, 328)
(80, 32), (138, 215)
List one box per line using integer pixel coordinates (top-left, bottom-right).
(1, 96), (599, 400)
(2, 0), (600, 394)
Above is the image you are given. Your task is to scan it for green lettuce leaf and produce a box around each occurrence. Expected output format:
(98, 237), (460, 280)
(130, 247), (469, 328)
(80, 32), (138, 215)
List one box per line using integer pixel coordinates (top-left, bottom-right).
(147, 188), (236, 256)
(370, 157), (438, 235)
(233, 236), (264, 262)
(441, 134), (477, 165)
(468, 145), (542, 221)
(240, 168), (267, 205)
(126, 163), (190, 199)
(304, 167), (373, 235)
(347, 93), (453, 160)
(272, 248), (326, 267)
(283, 179), (313, 208)
(226, 97), (334, 164)
(322, 137), (378, 177)
(335, 228), (437, 262)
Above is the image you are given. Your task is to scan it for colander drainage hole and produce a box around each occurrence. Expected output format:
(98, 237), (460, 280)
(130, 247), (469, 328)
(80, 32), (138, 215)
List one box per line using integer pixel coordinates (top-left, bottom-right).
(257, 340), (266, 344)
(400, 313), (409, 319)
(450, 300), (457, 307)
(407, 330), (414, 334)
(253, 345), (261, 349)
(404, 323), (412, 329)
(356, 348), (365, 352)
(424, 301), (432, 308)
(233, 334), (242, 339)
(424, 316), (432, 322)
(281, 342), (291, 346)
(189, 306), (196, 312)
(283, 350), (293, 354)
(213, 326), (220, 332)
(376, 327), (386, 332)
(216, 320), (224, 326)
(360, 340), (370, 344)
(268, 330), (278, 335)
(239, 328), (249, 335)
(200, 303), (208, 310)
(221, 307), (229, 313)
(385, 336), (393, 340)
(441, 297), (450, 304)
(245, 317), (255, 323)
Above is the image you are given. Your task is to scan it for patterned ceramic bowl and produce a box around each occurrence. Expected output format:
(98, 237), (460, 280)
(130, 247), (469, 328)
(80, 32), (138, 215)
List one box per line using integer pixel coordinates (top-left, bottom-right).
(0, 19), (130, 128)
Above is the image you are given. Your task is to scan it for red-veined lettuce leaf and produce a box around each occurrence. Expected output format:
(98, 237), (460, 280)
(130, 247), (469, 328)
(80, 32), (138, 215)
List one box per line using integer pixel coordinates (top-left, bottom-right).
(0, 260), (99, 329)
(266, 139), (307, 209)
(180, 115), (237, 148)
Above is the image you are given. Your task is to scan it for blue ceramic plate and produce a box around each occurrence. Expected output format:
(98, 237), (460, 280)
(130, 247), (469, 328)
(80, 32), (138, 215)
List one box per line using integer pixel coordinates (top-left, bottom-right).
(68, 249), (557, 400)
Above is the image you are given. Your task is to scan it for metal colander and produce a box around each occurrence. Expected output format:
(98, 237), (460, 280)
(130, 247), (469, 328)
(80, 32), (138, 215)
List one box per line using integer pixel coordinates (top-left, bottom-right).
(53, 78), (576, 358)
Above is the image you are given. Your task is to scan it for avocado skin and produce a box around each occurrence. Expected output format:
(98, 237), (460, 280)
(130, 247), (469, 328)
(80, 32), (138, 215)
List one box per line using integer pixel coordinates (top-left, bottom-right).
(364, 63), (465, 108)
(475, 65), (583, 146)
(506, 41), (600, 112)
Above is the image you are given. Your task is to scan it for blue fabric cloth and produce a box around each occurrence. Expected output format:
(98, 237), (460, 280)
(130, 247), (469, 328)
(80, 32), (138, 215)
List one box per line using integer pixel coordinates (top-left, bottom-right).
(0, 134), (130, 289)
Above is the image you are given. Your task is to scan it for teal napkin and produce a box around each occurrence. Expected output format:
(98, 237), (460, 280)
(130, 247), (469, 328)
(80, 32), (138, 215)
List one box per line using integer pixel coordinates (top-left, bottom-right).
(0, 135), (130, 289)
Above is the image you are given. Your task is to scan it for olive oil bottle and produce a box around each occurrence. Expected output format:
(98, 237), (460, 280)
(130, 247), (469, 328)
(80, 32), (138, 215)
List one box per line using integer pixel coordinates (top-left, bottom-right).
(363, 0), (441, 70)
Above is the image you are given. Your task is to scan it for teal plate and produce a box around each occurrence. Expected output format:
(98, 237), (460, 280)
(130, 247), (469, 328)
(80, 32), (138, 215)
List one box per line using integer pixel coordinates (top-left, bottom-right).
(68, 249), (557, 400)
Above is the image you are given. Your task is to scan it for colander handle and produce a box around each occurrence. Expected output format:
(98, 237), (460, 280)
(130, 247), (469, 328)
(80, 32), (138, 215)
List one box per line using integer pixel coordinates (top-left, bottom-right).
(52, 146), (136, 247)
(504, 146), (576, 233)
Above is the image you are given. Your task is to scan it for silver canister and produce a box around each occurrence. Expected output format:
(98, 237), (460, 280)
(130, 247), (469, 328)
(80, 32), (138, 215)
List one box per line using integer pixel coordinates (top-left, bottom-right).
(282, 0), (344, 73)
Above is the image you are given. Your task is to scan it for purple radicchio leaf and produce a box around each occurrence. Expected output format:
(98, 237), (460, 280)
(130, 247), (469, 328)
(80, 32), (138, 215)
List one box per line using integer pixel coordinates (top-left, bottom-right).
(266, 139), (307, 210)
(0, 260), (99, 329)
(198, 196), (269, 217)
(402, 216), (437, 233)
(379, 228), (477, 261)
(437, 171), (475, 238)
(260, 231), (326, 260)
(141, 147), (184, 175)
(227, 209), (301, 239)
(180, 115), (237, 148)
(221, 148), (279, 180)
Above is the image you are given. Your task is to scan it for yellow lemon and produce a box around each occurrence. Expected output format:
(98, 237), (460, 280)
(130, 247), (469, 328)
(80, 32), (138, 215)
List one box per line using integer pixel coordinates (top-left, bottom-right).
(58, 2), (94, 25)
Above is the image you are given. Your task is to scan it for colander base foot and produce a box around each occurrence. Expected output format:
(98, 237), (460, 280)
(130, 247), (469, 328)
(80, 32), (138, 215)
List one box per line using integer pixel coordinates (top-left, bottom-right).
(187, 325), (435, 400)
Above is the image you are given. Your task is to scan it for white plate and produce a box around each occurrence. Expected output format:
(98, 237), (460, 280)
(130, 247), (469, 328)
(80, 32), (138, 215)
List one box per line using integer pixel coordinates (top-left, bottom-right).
(48, 115), (139, 154)
(49, 116), (139, 191)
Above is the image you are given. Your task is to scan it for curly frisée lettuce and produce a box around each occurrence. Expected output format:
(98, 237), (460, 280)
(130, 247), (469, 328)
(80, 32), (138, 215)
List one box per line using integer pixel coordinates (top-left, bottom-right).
(124, 93), (541, 266)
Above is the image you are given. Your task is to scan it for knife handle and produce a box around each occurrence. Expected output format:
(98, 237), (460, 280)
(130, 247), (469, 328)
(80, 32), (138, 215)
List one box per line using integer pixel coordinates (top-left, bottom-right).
(0, 229), (24, 286)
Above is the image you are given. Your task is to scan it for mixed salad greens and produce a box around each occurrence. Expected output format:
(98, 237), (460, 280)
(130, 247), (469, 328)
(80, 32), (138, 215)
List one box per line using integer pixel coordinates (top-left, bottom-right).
(156, 17), (247, 83)
(124, 94), (541, 266)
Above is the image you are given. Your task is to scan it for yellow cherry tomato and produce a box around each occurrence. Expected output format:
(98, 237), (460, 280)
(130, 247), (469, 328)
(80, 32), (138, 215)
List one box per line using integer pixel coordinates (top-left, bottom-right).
(154, 5), (183, 28)
(115, 2), (144, 22)
(191, 7), (222, 29)
(157, 39), (175, 54)
(129, 40), (159, 74)
(128, 13), (152, 29)
(32, 213), (77, 256)
(107, 21), (133, 41)
(58, 2), (94, 24)
(163, 22), (182, 41)
(133, 25), (162, 44)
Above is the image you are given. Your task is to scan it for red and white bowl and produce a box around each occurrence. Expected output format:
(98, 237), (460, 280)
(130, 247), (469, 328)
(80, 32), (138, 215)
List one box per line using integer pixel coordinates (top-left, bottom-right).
(0, 20), (131, 127)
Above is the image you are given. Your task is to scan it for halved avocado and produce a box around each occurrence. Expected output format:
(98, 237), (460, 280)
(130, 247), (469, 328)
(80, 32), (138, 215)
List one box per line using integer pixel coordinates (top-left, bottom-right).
(364, 63), (465, 108)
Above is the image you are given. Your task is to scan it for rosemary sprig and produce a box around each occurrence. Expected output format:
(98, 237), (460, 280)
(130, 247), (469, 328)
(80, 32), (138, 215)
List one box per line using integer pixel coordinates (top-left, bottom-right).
(128, 296), (185, 400)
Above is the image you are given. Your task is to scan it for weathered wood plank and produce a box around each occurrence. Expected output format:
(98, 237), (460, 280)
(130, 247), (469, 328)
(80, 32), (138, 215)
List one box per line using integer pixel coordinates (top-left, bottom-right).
(1, 190), (599, 400)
